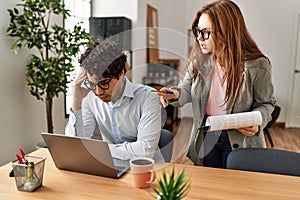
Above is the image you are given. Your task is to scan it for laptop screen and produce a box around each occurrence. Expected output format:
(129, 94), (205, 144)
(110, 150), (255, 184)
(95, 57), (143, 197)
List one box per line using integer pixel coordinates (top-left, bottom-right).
(41, 132), (129, 179)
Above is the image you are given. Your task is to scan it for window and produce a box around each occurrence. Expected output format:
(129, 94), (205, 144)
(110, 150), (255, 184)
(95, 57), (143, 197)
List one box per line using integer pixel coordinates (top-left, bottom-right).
(64, 0), (92, 117)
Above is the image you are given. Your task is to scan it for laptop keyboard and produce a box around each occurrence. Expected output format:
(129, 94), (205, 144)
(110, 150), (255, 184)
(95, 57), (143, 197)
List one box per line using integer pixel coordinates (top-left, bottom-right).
(115, 166), (127, 174)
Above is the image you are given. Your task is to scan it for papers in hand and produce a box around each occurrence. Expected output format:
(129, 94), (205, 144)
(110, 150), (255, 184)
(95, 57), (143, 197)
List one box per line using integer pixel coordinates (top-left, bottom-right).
(205, 111), (262, 131)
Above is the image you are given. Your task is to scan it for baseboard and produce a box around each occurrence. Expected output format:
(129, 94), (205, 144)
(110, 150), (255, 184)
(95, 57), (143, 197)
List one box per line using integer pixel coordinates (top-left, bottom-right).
(273, 122), (285, 128)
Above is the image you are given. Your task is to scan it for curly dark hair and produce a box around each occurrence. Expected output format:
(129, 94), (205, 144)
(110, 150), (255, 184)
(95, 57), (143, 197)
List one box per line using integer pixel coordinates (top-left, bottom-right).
(78, 39), (127, 80)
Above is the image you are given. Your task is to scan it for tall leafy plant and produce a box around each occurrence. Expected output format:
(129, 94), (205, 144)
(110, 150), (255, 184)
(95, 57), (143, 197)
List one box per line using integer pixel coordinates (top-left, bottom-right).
(7, 0), (91, 133)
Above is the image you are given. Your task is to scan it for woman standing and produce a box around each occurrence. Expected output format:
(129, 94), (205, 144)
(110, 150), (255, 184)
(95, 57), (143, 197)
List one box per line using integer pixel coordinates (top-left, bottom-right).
(158, 0), (275, 167)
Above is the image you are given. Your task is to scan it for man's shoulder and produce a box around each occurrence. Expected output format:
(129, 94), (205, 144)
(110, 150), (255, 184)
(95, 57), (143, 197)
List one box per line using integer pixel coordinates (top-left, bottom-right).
(133, 84), (156, 97)
(127, 82), (159, 101)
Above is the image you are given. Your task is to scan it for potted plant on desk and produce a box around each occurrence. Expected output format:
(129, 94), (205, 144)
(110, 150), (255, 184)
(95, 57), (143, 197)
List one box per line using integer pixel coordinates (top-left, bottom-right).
(6, 0), (91, 134)
(153, 167), (190, 200)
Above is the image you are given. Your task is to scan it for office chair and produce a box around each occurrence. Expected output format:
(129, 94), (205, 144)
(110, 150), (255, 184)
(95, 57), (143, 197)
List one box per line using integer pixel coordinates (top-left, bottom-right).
(145, 83), (178, 131)
(226, 148), (300, 176)
(263, 105), (281, 147)
(159, 129), (174, 163)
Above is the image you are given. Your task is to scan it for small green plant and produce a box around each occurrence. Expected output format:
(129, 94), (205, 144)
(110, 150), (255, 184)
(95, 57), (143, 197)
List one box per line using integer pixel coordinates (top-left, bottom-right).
(153, 167), (190, 200)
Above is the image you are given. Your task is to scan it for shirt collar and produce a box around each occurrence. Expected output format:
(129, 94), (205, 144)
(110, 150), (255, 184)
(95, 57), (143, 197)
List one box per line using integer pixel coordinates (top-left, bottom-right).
(108, 76), (137, 107)
(122, 76), (137, 98)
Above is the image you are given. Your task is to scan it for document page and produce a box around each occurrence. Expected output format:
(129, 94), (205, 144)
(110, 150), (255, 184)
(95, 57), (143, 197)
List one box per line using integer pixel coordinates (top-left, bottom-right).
(205, 111), (262, 131)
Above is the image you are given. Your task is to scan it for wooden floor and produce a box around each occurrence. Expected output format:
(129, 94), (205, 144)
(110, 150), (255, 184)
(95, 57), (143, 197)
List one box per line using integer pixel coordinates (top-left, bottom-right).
(170, 117), (300, 162)
(266, 125), (300, 153)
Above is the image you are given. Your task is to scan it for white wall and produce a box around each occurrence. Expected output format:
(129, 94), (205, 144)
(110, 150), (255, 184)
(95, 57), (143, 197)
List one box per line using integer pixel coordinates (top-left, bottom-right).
(133, 0), (193, 117)
(92, 0), (138, 21)
(234, 1), (300, 125)
(0, 1), (67, 166)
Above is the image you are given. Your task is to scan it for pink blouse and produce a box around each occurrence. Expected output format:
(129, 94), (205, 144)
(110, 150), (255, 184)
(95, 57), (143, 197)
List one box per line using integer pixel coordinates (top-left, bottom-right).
(206, 62), (227, 116)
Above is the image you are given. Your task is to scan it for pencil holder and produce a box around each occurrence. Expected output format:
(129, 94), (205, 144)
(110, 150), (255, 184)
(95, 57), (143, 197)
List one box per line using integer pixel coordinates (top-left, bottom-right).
(11, 155), (46, 192)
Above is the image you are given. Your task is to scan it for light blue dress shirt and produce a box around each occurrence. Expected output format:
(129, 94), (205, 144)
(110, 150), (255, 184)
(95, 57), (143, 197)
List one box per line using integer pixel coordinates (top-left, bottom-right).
(65, 77), (164, 162)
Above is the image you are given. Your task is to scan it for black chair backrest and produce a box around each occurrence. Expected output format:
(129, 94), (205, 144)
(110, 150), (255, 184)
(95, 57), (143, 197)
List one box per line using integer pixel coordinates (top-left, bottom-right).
(227, 148), (300, 176)
(266, 105), (281, 128)
(159, 129), (173, 162)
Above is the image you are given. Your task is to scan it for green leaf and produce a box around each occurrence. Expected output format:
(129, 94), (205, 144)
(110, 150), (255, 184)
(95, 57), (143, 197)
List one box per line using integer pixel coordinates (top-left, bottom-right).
(153, 167), (190, 200)
(13, 8), (19, 15)
(11, 43), (21, 54)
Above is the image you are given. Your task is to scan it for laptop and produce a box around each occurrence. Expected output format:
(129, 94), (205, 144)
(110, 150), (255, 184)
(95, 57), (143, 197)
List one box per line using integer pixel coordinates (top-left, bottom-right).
(41, 132), (129, 179)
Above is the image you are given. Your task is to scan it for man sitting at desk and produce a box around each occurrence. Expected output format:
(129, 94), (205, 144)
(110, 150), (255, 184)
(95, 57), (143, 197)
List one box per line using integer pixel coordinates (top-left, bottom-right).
(65, 39), (164, 162)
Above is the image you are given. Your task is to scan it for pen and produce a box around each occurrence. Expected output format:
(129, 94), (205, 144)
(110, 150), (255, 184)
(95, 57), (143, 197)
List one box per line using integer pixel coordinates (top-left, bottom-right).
(19, 148), (28, 164)
(150, 90), (174, 94)
(16, 154), (23, 164)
